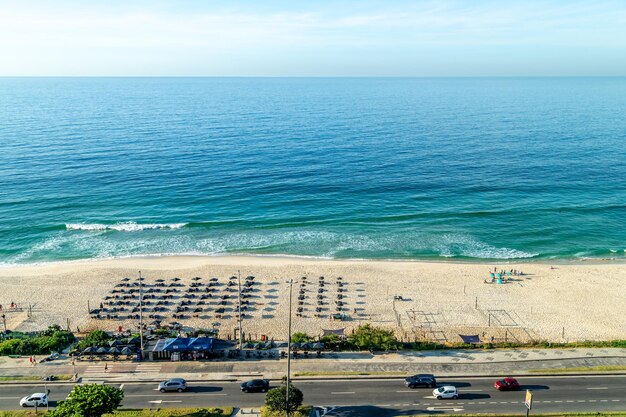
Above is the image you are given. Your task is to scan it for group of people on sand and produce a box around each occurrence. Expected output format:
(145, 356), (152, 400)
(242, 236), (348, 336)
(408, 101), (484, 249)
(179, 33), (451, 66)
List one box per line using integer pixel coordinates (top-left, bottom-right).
(492, 267), (523, 276)
(0, 301), (18, 311)
(484, 268), (524, 284)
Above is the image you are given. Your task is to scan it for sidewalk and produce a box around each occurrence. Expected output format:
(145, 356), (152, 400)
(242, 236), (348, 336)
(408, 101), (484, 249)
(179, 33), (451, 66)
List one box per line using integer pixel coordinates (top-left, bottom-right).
(1, 347), (626, 383)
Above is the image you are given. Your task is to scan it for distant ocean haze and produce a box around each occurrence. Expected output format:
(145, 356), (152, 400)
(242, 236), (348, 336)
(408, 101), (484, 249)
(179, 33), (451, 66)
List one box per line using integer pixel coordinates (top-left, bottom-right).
(0, 77), (625, 264)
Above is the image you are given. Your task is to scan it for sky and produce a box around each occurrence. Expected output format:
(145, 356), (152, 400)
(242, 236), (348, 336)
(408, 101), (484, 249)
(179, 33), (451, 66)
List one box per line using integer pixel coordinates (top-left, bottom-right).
(1, 0), (625, 76)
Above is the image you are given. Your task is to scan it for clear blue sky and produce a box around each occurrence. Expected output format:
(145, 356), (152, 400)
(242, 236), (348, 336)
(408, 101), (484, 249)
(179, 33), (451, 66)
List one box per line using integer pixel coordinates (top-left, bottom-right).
(1, 0), (625, 76)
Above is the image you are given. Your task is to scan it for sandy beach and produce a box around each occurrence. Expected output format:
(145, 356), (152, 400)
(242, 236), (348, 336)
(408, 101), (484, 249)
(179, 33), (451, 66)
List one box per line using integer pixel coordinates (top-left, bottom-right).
(0, 256), (624, 343)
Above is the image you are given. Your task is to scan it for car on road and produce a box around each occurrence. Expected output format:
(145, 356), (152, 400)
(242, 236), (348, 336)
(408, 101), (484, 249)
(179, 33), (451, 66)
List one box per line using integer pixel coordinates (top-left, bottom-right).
(432, 385), (458, 399)
(404, 374), (437, 388)
(240, 379), (270, 393)
(20, 393), (48, 407)
(158, 378), (187, 393)
(494, 377), (520, 391)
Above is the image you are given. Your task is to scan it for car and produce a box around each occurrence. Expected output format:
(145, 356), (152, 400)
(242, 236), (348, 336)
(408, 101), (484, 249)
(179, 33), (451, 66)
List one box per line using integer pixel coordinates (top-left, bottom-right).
(158, 378), (187, 393)
(19, 393), (48, 407)
(494, 377), (520, 391)
(404, 374), (437, 388)
(432, 385), (458, 400)
(240, 379), (270, 393)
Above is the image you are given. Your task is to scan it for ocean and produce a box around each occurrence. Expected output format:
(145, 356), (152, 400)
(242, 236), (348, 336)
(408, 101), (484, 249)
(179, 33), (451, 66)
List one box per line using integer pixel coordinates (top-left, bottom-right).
(1, 77), (625, 264)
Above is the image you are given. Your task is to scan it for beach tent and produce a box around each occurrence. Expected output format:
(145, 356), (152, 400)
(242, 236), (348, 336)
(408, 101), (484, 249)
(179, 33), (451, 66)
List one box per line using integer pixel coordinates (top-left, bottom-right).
(459, 334), (481, 344)
(322, 328), (346, 338)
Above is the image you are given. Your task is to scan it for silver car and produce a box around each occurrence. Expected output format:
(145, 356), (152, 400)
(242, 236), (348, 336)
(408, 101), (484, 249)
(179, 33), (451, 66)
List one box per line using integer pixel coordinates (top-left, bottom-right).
(158, 378), (187, 393)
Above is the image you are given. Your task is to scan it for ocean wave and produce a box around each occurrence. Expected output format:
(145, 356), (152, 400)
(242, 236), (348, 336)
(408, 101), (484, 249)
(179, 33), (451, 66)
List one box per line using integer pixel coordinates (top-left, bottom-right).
(65, 222), (187, 232)
(4, 228), (540, 264)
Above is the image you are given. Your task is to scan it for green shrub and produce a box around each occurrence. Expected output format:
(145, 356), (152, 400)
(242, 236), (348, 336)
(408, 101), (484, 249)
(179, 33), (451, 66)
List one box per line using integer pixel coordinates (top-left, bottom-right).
(348, 324), (401, 351)
(0, 326), (74, 356)
(51, 384), (123, 417)
(77, 330), (112, 350)
(291, 332), (311, 344)
(265, 384), (303, 413)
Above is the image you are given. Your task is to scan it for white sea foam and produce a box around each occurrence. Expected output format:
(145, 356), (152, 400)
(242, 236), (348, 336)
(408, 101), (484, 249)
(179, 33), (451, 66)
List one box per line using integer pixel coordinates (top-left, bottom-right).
(65, 222), (187, 232)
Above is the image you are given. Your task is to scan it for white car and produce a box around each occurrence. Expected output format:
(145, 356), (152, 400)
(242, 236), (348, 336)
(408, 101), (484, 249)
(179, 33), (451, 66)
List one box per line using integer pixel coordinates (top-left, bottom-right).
(432, 385), (458, 399)
(20, 393), (48, 407)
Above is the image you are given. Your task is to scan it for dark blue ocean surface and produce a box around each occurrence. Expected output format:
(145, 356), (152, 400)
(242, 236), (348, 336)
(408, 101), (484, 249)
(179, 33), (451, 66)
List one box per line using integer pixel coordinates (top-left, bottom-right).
(0, 77), (625, 264)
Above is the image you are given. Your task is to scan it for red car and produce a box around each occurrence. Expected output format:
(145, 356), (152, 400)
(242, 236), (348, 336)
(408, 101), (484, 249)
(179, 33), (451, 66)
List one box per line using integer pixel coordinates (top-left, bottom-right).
(494, 378), (520, 391)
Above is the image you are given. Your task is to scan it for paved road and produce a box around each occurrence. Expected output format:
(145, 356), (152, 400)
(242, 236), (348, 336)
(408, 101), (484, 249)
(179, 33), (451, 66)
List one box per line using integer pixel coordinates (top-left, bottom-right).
(1, 375), (625, 416)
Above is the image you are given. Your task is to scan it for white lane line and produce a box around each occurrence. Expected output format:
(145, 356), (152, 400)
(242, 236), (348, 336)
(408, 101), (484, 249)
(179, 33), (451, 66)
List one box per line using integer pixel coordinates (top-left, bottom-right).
(395, 390), (415, 393)
(0, 397), (20, 400)
(331, 392), (355, 395)
(119, 384), (124, 390)
(587, 387), (609, 390)
(462, 389), (483, 392)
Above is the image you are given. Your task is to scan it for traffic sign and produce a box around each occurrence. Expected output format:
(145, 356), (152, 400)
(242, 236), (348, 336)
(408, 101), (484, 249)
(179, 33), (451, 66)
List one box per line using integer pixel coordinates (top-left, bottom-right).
(525, 389), (533, 410)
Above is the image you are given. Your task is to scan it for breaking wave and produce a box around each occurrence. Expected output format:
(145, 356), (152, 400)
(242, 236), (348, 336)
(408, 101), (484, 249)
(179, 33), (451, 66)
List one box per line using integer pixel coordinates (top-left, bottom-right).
(65, 222), (187, 232)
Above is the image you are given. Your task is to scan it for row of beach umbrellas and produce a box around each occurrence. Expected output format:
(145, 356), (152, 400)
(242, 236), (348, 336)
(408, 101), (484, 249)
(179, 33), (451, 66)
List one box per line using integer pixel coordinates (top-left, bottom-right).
(241, 342), (325, 350)
(82, 346), (134, 355)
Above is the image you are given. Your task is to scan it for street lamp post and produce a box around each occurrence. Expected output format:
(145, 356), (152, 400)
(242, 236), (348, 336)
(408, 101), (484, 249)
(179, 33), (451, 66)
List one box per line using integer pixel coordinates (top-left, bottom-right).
(285, 278), (294, 417)
(138, 271), (144, 359)
(1, 314), (6, 335)
(237, 270), (243, 349)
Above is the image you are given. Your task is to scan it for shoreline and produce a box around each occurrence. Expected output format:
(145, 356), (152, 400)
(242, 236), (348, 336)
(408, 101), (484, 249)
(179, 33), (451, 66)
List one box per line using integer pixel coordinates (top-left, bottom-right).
(2, 252), (626, 271)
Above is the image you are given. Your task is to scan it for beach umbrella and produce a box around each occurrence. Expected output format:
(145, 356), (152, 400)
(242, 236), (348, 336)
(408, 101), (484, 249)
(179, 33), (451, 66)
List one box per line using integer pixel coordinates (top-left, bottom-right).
(312, 342), (324, 350)
(192, 276), (202, 281)
(243, 342), (254, 349)
(137, 277), (145, 281)
(82, 346), (94, 354)
(276, 342), (288, 348)
(156, 278), (165, 282)
(95, 346), (108, 354)
(253, 343), (263, 349)
(172, 277), (181, 282)
(121, 347), (133, 355)
(291, 343), (301, 350)
(109, 347), (121, 355)
(263, 341), (274, 349)
(109, 339), (122, 347)
(301, 343), (312, 350)
(121, 277), (130, 282)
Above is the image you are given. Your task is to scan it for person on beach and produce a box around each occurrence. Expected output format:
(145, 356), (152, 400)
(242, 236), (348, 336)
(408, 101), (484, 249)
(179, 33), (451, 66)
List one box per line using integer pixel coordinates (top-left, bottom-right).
(104, 363), (108, 373)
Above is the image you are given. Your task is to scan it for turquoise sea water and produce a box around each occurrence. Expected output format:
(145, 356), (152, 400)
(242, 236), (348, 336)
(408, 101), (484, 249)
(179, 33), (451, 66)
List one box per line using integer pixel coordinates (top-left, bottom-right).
(0, 77), (625, 264)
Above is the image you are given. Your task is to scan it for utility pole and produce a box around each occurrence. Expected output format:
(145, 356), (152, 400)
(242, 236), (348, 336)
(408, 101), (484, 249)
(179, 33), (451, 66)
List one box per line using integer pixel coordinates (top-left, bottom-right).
(237, 270), (243, 349)
(286, 278), (294, 417)
(138, 271), (144, 359)
(1, 314), (6, 335)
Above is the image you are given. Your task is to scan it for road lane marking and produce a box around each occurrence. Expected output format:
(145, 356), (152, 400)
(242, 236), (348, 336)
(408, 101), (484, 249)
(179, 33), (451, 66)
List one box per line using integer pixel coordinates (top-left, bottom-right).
(426, 407), (463, 412)
(149, 400), (182, 404)
(331, 392), (355, 395)
(587, 387), (609, 390)
(462, 389), (483, 392)
(119, 384), (124, 390)
(0, 397), (20, 400)
(395, 390), (415, 393)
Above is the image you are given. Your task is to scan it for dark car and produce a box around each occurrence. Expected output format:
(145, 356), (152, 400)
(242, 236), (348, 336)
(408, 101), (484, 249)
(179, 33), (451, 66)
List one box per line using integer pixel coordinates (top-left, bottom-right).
(240, 379), (270, 393)
(494, 377), (520, 391)
(404, 374), (437, 388)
